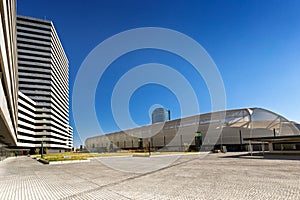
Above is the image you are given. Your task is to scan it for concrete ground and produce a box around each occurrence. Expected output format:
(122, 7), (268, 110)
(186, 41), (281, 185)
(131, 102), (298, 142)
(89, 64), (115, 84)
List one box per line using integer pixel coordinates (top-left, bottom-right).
(0, 152), (300, 200)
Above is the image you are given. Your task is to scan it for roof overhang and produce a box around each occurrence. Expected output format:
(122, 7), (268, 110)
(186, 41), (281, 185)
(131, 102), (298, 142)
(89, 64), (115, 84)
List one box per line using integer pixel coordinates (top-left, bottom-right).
(244, 135), (300, 143)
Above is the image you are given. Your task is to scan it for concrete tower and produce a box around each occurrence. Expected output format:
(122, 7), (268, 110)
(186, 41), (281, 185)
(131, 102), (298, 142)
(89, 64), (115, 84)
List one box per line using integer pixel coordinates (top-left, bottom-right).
(16, 16), (72, 152)
(152, 107), (170, 124)
(0, 0), (18, 149)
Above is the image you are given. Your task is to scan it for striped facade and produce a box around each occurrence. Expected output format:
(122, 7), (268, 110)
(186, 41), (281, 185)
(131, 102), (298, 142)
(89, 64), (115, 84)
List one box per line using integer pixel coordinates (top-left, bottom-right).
(16, 16), (72, 151)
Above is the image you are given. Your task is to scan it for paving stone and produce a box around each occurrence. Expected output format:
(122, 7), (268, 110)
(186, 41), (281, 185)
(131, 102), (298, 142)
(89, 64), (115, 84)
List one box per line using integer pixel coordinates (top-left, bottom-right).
(0, 153), (299, 199)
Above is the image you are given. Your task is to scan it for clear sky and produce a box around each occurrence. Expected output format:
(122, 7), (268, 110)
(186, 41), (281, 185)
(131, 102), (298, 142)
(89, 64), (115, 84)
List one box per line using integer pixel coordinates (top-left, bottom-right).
(17, 0), (300, 147)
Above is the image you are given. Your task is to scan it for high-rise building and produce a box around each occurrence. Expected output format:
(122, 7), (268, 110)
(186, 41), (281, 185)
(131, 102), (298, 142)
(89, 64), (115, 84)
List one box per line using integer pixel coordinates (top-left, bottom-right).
(16, 16), (72, 151)
(0, 0), (18, 149)
(152, 107), (170, 124)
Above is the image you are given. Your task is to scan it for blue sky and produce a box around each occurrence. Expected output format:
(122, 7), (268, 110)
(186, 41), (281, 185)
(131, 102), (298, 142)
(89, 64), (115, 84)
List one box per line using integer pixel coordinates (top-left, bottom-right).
(17, 0), (300, 147)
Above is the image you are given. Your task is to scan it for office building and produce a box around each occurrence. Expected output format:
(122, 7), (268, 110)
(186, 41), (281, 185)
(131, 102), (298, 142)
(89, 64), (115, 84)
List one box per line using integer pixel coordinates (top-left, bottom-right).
(152, 107), (170, 124)
(16, 16), (72, 152)
(0, 0), (18, 155)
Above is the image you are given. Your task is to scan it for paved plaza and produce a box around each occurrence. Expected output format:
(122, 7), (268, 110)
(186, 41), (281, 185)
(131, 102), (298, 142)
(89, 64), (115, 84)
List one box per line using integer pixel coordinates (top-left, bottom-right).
(0, 153), (300, 200)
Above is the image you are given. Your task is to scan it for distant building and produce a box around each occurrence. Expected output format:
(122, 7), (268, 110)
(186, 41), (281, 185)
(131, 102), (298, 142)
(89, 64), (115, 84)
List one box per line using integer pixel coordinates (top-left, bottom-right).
(16, 16), (72, 152)
(152, 107), (170, 124)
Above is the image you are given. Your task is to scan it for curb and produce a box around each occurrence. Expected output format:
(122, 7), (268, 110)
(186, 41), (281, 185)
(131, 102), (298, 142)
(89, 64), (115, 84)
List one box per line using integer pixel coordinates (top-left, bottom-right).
(37, 158), (49, 164)
(49, 159), (90, 165)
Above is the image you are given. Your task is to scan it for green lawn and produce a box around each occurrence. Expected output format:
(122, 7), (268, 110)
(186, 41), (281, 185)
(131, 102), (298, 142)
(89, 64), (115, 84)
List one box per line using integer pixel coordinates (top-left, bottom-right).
(35, 152), (132, 162)
(34, 151), (200, 162)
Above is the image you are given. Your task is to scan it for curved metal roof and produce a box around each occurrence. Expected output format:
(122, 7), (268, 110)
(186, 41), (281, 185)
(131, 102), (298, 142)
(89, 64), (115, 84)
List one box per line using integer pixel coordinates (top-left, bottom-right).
(86, 107), (300, 142)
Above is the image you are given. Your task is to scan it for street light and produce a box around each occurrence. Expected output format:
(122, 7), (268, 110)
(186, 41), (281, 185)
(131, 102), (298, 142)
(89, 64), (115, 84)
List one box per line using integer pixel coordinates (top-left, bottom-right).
(66, 139), (69, 152)
(41, 136), (46, 158)
(148, 140), (151, 156)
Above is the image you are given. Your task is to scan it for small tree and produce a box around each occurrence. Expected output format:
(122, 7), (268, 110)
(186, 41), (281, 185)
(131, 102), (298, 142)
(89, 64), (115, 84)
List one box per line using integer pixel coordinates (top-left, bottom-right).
(184, 143), (190, 152)
(44, 147), (49, 154)
(106, 144), (110, 153)
(35, 148), (40, 155)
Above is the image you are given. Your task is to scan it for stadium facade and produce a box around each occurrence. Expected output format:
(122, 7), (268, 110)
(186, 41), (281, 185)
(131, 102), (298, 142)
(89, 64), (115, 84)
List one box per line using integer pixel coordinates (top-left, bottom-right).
(85, 108), (300, 152)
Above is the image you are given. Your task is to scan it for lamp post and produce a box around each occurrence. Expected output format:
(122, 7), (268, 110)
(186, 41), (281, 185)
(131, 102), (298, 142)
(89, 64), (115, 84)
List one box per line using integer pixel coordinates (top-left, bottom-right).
(220, 129), (223, 151)
(66, 139), (69, 152)
(148, 140), (151, 156)
(41, 138), (44, 158)
(41, 136), (46, 158)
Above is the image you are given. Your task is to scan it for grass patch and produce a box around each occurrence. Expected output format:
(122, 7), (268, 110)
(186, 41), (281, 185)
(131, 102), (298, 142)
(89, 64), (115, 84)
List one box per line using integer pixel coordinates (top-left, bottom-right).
(40, 153), (100, 162)
(34, 152), (132, 162)
(33, 151), (200, 162)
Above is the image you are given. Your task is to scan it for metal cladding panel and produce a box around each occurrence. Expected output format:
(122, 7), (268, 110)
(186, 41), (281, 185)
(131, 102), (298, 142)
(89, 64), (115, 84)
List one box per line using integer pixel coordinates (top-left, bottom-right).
(86, 108), (300, 151)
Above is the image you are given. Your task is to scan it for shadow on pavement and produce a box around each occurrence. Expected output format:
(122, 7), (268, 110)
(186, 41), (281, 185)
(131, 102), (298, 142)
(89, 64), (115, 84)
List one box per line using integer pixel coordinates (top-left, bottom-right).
(218, 152), (300, 161)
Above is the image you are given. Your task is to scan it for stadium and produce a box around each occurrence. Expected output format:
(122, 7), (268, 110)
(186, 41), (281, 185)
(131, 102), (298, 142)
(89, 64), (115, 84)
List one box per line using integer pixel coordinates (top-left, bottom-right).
(85, 107), (300, 152)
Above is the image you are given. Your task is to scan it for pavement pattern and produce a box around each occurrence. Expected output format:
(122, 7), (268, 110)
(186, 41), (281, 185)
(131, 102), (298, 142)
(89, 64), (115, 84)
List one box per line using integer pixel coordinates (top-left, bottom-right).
(0, 153), (300, 200)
